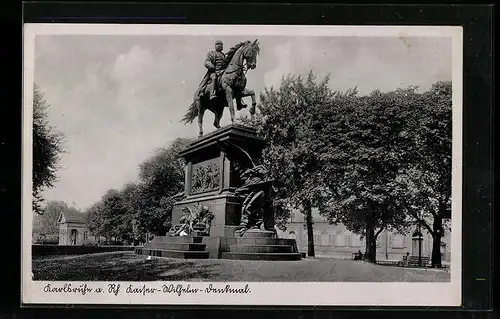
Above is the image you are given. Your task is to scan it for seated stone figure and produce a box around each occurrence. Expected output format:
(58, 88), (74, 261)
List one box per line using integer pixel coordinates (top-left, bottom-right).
(168, 224), (188, 236)
(169, 205), (214, 237)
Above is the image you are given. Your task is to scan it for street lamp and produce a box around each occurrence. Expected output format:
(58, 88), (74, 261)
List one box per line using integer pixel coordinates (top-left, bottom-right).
(412, 226), (423, 266)
(385, 230), (388, 260)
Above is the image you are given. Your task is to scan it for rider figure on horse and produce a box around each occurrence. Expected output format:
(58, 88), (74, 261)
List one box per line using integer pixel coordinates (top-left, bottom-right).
(185, 39), (259, 138)
(205, 40), (226, 100)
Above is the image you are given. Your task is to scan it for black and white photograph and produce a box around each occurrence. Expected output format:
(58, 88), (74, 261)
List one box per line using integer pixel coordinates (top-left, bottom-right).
(22, 24), (463, 306)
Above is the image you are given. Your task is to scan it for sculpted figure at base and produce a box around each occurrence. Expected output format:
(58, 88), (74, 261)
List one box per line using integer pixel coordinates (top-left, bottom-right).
(182, 39), (261, 137)
(234, 165), (275, 237)
(169, 204), (214, 237)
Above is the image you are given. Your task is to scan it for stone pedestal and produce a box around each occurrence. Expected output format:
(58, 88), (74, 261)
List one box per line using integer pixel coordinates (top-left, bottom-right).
(172, 124), (266, 237)
(136, 124), (301, 261)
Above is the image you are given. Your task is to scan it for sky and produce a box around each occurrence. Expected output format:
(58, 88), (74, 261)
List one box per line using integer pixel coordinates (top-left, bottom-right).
(33, 34), (452, 210)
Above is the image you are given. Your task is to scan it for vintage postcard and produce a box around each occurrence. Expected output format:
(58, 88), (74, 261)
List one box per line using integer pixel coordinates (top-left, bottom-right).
(22, 24), (463, 306)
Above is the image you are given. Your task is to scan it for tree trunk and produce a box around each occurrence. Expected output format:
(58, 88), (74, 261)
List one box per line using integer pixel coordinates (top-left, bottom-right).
(365, 211), (377, 263)
(304, 201), (315, 257)
(431, 216), (443, 268)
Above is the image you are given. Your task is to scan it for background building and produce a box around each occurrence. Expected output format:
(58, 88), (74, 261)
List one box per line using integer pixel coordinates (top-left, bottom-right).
(57, 210), (95, 245)
(277, 209), (451, 262)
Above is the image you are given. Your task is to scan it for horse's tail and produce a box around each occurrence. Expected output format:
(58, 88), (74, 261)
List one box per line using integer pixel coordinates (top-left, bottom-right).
(181, 100), (199, 124)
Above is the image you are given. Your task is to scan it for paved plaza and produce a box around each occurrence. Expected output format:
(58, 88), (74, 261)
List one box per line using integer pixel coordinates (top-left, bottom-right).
(33, 252), (450, 282)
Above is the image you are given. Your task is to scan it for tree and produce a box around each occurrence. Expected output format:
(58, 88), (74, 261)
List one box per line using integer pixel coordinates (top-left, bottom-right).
(87, 188), (133, 243)
(393, 81), (452, 267)
(315, 86), (420, 262)
(84, 138), (193, 244)
(246, 72), (336, 257)
(241, 72), (451, 264)
(119, 182), (143, 244)
(85, 202), (105, 240)
(33, 200), (68, 235)
(123, 182), (175, 242)
(134, 137), (193, 238)
(139, 138), (192, 198)
(32, 84), (65, 214)
(106, 188), (136, 243)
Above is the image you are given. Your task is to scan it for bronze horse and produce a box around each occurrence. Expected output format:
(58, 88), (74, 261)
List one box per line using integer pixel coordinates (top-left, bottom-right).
(182, 40), (260, 137)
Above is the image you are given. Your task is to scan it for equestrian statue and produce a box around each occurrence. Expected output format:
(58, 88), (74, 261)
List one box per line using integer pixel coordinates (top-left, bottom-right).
(181, 39), (260, 137)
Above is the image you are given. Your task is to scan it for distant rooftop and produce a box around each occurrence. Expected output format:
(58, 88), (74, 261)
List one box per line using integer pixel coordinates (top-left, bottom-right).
(59, 210), (87, 224)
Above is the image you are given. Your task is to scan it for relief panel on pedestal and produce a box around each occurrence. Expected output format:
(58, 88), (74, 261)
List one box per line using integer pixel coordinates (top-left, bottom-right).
(190, 158), (221, 195)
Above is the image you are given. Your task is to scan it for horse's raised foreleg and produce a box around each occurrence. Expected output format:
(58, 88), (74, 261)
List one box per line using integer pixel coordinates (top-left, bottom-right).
(235, 91), (246, 111)
(197, 99), (205, 137)
(225, 86), (235, 123)
(240, 88), (257, 115)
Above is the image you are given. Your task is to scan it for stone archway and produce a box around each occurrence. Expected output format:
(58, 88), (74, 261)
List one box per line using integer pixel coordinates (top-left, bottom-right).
(70, 229), (78, 246)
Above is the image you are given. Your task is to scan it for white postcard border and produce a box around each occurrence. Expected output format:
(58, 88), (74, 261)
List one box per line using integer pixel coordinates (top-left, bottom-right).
(22, 23), (463, 306)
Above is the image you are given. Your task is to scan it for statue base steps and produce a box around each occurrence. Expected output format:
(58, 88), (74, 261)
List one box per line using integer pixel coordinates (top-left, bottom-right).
(220, 230), (302, 261)
(134, 231), (302, 261)
(150, 236), (204, 243)
(221, 252), (302, 261)
(145, 242), (206, 251)
(135, 247), (209, 259)
(240, 229), (276, 238)
(227, 237), (297, 245)
(229, 244), (294, 253)
(134, 236), (209, 260)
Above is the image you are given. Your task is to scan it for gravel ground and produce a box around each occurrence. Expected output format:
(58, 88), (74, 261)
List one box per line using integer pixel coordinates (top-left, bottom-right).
(32, 251), (450, 282)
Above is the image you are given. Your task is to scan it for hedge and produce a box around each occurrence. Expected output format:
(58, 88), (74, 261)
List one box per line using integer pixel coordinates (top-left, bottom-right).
(32, 244), (136, 256)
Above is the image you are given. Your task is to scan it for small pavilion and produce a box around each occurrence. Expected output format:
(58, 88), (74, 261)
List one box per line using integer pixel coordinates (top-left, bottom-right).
(57, 210), (90, 245)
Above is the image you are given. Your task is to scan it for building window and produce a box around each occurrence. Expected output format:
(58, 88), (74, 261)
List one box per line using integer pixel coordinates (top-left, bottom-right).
(321, 233), (329, 246)
(344, 235), (351, 246)
(391, 234), (405, 248)
(83, 231), (88, 242)
(314, 234), (321, 245)
(334, 234), (346, 246)
(329, 235), (335, 245)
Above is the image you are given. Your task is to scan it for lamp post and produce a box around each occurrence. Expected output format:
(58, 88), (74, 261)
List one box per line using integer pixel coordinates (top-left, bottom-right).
(418, 223), (422, 265)
(385, 230), (388, 260)
(410, 210), (424, 266)
(412, 225), (423, 266)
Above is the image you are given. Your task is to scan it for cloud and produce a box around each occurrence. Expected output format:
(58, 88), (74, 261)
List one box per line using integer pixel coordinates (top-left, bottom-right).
(263, 41), (293, 89)
(111, 46), (155, 86)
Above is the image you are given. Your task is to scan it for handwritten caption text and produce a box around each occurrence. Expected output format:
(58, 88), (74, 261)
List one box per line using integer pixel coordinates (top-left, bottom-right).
(43, 283), (251, 297)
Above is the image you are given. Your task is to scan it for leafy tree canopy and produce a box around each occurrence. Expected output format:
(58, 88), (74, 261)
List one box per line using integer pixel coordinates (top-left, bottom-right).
(85, 137), (193, 242)
(33, 84), (65, 214)
(33, 200), (80, 235)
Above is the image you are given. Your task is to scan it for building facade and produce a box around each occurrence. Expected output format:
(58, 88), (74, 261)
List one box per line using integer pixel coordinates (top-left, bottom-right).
(276, 209), (451, 262)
